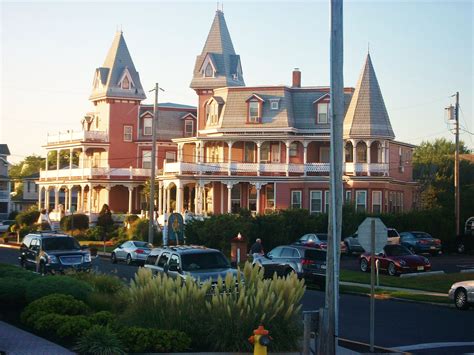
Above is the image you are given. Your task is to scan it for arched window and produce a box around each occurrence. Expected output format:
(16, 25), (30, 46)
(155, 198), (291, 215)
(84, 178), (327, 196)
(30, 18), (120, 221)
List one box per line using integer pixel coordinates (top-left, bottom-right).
(121, 76), (130, 90)
(356, 142), (367, 163)
(205, 63), (214, 78)
(370, 141), (382, 163)
(345, 141), (353, 162)
(206, 101), (219, 125)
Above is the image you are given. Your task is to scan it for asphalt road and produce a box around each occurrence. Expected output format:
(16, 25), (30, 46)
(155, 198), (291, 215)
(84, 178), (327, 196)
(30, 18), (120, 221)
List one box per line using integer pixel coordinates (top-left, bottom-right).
(1, 247), (473, 354)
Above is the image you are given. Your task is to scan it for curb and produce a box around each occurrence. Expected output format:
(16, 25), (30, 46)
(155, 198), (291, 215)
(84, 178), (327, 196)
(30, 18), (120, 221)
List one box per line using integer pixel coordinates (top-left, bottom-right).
(340, 281), (448, 297)
(400, 270), (445, 278)
(341, 290), (452, 308)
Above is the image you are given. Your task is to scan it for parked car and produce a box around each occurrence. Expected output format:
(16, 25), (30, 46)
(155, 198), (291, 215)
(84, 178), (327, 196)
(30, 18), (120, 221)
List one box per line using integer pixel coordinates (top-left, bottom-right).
(144, 245), (239, 286)
(448, 280), (474, 310)
(399, 231), (442, 256)
(253, 245), (326, 289)
(19, 232), (92, 275)
(359, 244), (431, 276)
(111, 240), (153, 265)
(456, 217), (474, 254)
(345, 228), (401, 255)
(0, 220), (15, 233)
(293, 233), (347, 254)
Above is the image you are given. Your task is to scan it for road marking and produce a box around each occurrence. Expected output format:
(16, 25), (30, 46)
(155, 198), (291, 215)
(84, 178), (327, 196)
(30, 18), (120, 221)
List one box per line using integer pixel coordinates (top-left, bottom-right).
(396, 341), (474, 351)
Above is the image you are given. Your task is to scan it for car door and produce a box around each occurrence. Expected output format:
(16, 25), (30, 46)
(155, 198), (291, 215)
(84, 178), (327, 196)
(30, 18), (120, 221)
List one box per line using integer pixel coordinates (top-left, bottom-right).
(119, 242), (131, 259)
(27, 238), (40, 267)
(278, 247), (296, 275)
(377, 246), (391, 270)
(261, 247), (283, 277)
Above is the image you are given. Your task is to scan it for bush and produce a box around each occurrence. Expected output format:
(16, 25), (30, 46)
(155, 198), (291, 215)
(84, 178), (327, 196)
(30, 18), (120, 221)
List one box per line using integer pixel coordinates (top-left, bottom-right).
(25, 276), (93, 303)
(88, 311), (117, 327)
(60, 214), (89, 231)
(67, 272), (124, 294)
(32, 313), (91, 340)
(16, 208), (40, 227)
(0, 263), (40, 281)
(124, 214), (139, 225)
(0, 277), (29, 307)
(74, 325), (125, 355)
(119, 327), (191, 353)
(127, 218), (161, 245)
(86, 226), (105, 241)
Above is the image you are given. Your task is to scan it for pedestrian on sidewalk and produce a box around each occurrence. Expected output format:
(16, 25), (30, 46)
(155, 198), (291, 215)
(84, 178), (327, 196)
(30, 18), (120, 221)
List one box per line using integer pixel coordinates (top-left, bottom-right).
(250, 238), (264, 260)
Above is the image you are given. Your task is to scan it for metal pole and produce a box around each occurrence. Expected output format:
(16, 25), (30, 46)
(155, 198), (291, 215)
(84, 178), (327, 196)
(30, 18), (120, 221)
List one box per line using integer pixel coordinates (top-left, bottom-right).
(322, 0), (344, 354)
(454, 92), (460, 236)
(148, 83), (159, 245)
(370, 219), (375, 352)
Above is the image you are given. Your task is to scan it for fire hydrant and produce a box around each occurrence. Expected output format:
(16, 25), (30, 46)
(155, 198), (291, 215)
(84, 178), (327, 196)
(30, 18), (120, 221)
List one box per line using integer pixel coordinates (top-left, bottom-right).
(248, 325), (272, 355)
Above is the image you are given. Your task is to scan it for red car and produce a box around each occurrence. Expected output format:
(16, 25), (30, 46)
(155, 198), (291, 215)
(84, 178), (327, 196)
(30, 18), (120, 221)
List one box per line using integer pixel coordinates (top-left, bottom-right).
(359, 244), (431, 276)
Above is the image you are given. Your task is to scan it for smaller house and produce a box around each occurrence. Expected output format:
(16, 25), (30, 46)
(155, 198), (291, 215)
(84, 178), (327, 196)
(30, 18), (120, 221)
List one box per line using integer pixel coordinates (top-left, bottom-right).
(0, 144), (11, 220)
(11, 173), (40, 212)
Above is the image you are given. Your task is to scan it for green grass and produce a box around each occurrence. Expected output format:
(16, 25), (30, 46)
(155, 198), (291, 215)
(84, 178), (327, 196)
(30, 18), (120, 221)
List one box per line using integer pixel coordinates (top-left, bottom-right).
(340, 269), (473, 293)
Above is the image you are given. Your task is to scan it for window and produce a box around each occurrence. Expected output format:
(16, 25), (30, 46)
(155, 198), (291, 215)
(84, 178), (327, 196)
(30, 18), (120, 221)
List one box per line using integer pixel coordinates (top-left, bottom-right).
(356, 142), (367, 163)
(291, 190), (302, 209)
(345, 190), (352, 204)
(355, 190), (367, 212)
(121, 76), (130, 89)
(165, 151), (177, 162)
(248, 185), (257, 212)
(142, 151), (151, 169)
(290, 142), (298, 157)
(184, 120), (194, 137)
(143, 117), (153, 136)
(34, 184), (38, 193)
(26, 181), (30, 193)
(325, 190), (330, 213)
(310, 190), (322, 214)
(270, 100), (279, 110)
(317, 103), (328, 124)
(398, 147), (404, 173)
(248, 101), (260, 123)
(207, 102), (219, 125)
(244, 142), (255, 163)
(231, 185), (241, 213)
(345, 142), (353, 163)
(123, 125), (133, 142)
(372, 191), (382, 214)
(320, 146), (330, 163)
(204, 63), (214, 77)
(260, 142), (270, 162)
(157, 252), (170, 268)
(265, 184), (275, 210)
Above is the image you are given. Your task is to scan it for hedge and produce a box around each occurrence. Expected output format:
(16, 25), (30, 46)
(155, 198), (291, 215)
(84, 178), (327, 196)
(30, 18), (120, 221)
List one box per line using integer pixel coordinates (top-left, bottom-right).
(15, 209), (40, 227)
(25, 276), (93, 303)
(60, 214), (89, 231)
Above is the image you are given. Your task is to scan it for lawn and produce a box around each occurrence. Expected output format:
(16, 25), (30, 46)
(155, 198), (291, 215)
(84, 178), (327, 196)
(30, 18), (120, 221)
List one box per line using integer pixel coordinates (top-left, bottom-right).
(340, 269), (473, 293)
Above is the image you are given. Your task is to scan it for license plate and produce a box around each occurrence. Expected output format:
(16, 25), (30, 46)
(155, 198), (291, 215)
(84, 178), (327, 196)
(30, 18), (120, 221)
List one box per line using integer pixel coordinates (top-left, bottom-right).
(430, 246), (436, 250)
(417, 266), (424, 271)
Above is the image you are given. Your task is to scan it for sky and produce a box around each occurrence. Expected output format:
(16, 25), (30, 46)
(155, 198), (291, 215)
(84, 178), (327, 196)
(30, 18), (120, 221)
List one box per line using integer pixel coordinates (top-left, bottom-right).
(1, 0), (472, 163)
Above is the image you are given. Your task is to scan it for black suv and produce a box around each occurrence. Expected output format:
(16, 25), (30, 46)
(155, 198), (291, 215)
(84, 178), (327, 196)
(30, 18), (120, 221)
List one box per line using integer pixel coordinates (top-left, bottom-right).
(19, 232), (92, 274)
(253, 245), (327, 290)
(144, 246), (239, 284)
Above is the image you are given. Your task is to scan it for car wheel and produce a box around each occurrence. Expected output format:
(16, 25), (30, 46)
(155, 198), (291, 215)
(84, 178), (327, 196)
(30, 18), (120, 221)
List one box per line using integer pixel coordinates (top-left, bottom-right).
(455, 288), (469, 310)
(126, 254), (133, 265)
(111, 252), (117, 264)
(360, 258), (369, 272)
(388, 262), (397, 276)
(457, 243), (465, 254)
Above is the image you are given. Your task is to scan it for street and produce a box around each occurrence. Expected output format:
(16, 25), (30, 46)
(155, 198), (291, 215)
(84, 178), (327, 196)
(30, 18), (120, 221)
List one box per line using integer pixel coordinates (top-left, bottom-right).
(1, 247), (473, 354)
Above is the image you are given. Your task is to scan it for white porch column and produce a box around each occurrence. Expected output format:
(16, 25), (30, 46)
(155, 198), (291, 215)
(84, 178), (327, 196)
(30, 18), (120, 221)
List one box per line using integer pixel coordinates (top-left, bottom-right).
(54, 187), (59, 210)
(88, 184), (93, 213)
(256, 141), (261, 177)
(366, 140), (372, 176)
(286, 141), (291, 177)
(158, 182), (163, 215)
(176, 182), (184, 214)
(227, 141), (233, 176)
(128, 186), (133, 214)
(166, 187), (171, 214)
(303, 142), (309, 176)
(56, 149), (60, 179)
(67, 186), (73, 211)
(45, 153), (48, 172)
(256, 185), (261, 215)
(69, 148), (73, 177)
(352, 140), (357, 163)
(45, 188), (49, 210)
(38, 186), (42, 209)
(77, 186), (82, 212)
(227, 184), (233, 213)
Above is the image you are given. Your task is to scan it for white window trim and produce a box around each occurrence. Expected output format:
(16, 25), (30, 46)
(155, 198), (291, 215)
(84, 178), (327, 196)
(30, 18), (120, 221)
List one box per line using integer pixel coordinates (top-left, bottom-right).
(309, 190), (322, 214)
(123, 125), (133, 142)
(142, 151), (151, 169)
(324, 190), (330, 213)
(143, 117), (153, 136)
(184, 120), (194, 137)
(317, 102), (329, 124)
(201, 55), (216, 78)
(248, 100), (260, 123)
(356, 190), (367, 212)
(270, 99), (280, 110)
(289, 142), (298, 157)
(291, 190), (302, 209)
(372, 190), (382, 213)
(265, 184), (275, 210)
(118, 68), (135, 90)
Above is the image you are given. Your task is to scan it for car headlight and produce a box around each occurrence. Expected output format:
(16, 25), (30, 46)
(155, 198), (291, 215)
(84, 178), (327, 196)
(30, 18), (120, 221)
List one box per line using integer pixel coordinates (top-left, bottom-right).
(47, 255), (58, 264)
(83, 253), (91, 262)
(423, 257), (430, 264)
(399, 260), (406, 266)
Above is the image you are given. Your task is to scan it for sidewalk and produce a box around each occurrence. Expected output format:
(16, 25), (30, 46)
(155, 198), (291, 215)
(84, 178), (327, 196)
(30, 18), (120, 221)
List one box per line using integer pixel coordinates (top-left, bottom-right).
(0, 321), (74, 355)
(340, 281), (448, 297)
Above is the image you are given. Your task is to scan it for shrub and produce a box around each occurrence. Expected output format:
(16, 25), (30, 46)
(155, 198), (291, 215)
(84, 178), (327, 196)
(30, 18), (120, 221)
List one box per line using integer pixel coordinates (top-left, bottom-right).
(118, 327), (191, 353)
(60, 214), (89, 231)
(74, 325), (125, 355)
(86, 291), (127, 313)
(86, 226), (105, 241)
(124, 214), (139, 225)
(56, 315), (92, 339)
(127, 218), (161, 245)
(0, 263), (39, 281)
(16, 208), (40, 227)
(0, 277), (29, 307)
(25, 276), (93, 303)
(67, 272), (125, 294)
(88, 311), (116, 327)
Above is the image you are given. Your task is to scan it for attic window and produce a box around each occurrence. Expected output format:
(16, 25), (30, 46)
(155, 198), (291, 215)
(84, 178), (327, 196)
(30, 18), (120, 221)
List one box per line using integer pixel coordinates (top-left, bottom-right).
(121, 76), (130, 90)
(270, 99), (280, 110)
(205, 63), (214, 78)
(248, 101), (260, 123)
(206, 101), (219, 126)
(317, 103), (329, 124)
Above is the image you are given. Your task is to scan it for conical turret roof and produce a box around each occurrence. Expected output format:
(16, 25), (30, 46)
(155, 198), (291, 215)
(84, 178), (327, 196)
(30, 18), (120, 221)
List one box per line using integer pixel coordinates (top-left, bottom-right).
(89, 31), (146, 101)
(190, 10), (245, 89)
(343, 54), (395, 139)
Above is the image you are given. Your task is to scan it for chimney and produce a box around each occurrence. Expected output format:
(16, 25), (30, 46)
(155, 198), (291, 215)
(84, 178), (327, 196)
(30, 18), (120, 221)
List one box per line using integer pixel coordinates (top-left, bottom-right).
(292, 68), (301, 88)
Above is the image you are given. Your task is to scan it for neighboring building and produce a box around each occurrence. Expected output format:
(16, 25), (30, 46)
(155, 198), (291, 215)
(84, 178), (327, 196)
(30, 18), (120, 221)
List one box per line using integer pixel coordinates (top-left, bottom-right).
(38, 31), (196, 220)
(0, 144), (11, 220)
(157, 10), (418, 217)
(11, 173), (41, 212)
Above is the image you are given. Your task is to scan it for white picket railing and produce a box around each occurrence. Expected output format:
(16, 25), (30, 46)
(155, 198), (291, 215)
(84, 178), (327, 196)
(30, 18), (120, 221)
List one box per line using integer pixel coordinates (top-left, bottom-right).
(40, 167), (151, 179)
(46, 130), (108, 144)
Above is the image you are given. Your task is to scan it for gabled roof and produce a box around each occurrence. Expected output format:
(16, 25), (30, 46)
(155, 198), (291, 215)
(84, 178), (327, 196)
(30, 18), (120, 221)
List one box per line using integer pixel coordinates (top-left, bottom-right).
(0, 144), (10, 156)
(89, 31), (146, 101)
(343, 54), (395, 139)
(190, 10), (245, 89)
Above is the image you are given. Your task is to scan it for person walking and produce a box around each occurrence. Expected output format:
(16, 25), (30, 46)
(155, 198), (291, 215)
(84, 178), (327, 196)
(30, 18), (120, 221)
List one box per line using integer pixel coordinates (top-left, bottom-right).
(250, 238), (264, 259)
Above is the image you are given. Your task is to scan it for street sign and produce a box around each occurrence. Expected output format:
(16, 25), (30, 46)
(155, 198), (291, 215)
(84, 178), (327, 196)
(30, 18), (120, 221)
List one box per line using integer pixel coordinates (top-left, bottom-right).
(357, 217), (387, 254)
(167, 213), (184, 244)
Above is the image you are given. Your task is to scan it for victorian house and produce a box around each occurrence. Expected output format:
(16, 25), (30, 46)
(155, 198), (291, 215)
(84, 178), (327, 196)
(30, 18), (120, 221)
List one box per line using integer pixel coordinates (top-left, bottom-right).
(37, 32), (196, 220)
(157, 10), (417, 217)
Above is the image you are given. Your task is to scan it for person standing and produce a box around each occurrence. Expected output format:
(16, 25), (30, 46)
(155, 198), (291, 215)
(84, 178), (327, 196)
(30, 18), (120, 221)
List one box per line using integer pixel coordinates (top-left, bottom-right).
(250, 238), (264, 259)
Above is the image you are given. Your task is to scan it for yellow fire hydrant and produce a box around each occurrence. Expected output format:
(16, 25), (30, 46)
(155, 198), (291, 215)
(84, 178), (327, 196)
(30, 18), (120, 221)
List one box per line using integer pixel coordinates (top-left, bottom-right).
(248, 325), (272, 355)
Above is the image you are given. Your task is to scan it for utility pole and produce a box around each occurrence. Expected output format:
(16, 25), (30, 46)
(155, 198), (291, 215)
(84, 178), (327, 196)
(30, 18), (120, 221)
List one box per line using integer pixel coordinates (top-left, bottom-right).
(148, 83), (164, 245)
(319, 0), (344, 354)
(454, 91), (460, 236)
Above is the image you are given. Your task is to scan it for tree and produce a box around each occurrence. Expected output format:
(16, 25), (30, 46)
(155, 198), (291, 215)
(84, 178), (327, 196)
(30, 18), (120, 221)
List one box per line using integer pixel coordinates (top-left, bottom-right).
(9, 155), (45, 180)
(47, 151), (79, 170)
(96, 204), (114, 240)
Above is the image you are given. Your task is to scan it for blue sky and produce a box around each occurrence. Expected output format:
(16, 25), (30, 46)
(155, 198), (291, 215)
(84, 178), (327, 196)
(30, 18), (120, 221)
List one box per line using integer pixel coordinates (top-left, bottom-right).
(1, 0), (472, 162)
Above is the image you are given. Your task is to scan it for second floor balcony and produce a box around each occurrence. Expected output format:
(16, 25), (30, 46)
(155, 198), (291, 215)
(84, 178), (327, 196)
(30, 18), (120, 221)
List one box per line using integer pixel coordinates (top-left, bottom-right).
(40, 166), (150, 180)
(46, 130), (109, 145)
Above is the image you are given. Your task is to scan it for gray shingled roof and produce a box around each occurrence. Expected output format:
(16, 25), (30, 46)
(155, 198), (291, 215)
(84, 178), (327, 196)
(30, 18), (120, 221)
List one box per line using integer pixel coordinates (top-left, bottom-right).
(190, 10), (245, 89)
(0, 144), (10, 156)
(89, 32), (146, 101)
(343, 54), (395, 139)
(139, 105), (197, 140)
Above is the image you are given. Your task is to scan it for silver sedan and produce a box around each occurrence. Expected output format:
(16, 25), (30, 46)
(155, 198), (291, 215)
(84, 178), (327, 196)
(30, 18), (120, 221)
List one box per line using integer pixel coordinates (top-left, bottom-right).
(111, 241), (153, 265)
(449, 280), (474, 310)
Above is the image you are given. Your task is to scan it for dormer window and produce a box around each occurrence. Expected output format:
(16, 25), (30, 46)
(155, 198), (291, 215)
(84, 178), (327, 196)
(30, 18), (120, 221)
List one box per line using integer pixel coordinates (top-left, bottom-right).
(185, 120), (194, 137)
(317, 103), (329, 124)
(201, 55), (216, 78)
(206, 101), (219, 126)
(118, 68), (135, 90)
(270, 99), (280, 110)
(205, 63), (214, 78)
(122, 76), (130, 90)
(143, 117), (153, 136)
(246, 94), (264, 124)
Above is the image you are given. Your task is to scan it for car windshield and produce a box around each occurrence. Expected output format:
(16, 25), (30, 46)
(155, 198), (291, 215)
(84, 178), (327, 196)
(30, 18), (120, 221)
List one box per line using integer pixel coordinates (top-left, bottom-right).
(42, 237), (80, 251)
(412, 232), (432, 239)
(181, 252), (230, 271)
(385, 245), (411, 256)
(387, 230), (399, 238)
(304, 249), (327, 261)
(133, 242), (152, 248)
